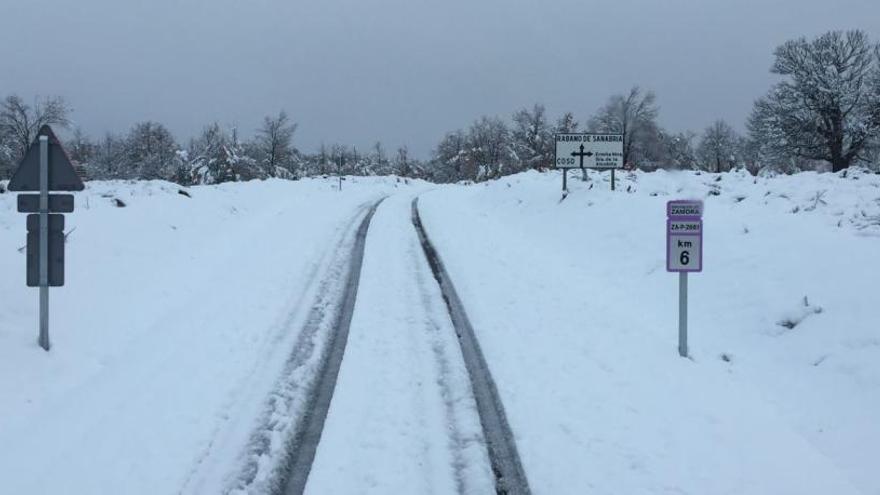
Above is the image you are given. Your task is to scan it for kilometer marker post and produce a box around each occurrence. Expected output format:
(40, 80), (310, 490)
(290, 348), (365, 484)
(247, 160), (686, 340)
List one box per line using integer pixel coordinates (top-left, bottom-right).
(666, 200), (703, 358)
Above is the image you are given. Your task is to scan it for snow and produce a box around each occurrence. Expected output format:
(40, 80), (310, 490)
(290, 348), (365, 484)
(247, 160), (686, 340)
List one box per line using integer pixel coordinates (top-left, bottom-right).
(418, 168), (880, 494)
(1, 168), (878, 494)
(0, 177), (406, 494)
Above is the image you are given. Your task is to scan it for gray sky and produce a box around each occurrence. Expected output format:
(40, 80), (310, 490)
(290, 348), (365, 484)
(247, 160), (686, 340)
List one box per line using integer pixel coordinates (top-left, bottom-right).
(1, 0), (878, 158)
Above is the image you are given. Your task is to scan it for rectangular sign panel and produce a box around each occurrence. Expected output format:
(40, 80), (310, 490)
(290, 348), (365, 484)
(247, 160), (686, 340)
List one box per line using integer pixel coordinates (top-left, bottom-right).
(17, 194), (74, 213)
(667, 200), (703, 218)
(667, 219), (702, 235)
(667, 234), (702, 272)
(554, 133), (624, 169)
(26, 230), (65, 287)
(26, 213), (65, 232)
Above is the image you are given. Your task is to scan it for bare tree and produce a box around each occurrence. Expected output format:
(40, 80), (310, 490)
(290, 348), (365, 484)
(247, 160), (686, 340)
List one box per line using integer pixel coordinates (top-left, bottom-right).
(588, 86), (660, 168)
(0, 95), (71, 161)
(748, 30), (880, 172)
(66, 127), (95, 165)
(255, 110), (297, 177)
(697, 120), (739, 172)
(394, 145), (411, 177)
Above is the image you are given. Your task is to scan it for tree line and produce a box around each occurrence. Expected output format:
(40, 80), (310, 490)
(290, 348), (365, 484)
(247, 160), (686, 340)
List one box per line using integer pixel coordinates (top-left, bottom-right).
(1, 30), (878, 186)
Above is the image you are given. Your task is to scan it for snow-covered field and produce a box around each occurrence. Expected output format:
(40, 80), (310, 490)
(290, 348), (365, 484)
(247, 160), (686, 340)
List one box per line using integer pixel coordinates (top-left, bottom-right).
(1, 168), (878, 494)
(0, 177), (407, 494)
(419, 168), (880, 494)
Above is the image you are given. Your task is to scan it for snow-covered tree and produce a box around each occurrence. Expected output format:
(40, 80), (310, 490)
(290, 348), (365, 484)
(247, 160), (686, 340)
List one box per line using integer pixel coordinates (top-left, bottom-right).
(511, 104), (553, 171)
(588, 86), (661, 168)
(467, 115), (513, 180)
(359, 141), (390, 176)
(124, 121), (180, 180)
(0, 128), (14, 180)
(433, 129), (470, 182)
(697, 120), (740, 173)
(188, 123), (262, 184)
(88, 133), (127, 180)
(748, 30), (880, 172)
(554, 112), (579, 134)
(659, 130), (698, 170)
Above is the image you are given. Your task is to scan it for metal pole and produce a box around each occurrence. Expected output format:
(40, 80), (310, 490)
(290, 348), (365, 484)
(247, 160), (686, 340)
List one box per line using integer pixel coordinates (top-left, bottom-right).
(562, 169), (568, 195)
(39, 136), (50, 351)
(611, 169), (616, 191)
(678, 272), (687, 357)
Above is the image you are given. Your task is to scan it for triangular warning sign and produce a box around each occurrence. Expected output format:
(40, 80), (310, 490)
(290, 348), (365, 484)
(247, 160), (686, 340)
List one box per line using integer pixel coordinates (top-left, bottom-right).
(8, 125), (84, 192)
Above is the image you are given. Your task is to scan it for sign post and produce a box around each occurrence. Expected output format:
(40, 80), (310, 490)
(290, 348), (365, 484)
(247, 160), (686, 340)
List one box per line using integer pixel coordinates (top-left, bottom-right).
(666, 200), (703, 358)
(554, 133), (623, 197)
(8, 125), (84, 351)
(39, 136), (50, 350)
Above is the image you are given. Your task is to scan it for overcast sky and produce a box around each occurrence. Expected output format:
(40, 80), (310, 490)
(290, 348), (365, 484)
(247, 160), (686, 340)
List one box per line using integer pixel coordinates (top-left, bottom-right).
(1, 0), (878, 157)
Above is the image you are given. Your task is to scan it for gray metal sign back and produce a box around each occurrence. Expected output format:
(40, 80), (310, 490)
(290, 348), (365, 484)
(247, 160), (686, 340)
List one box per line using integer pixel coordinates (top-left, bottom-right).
(18, 193), (74, 213)
(27, 231), (64, 287)
(8, 125), (84, 192)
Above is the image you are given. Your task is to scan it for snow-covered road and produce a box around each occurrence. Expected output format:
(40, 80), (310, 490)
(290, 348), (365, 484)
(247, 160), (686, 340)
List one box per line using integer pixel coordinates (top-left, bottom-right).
(305, 193), (495, 494)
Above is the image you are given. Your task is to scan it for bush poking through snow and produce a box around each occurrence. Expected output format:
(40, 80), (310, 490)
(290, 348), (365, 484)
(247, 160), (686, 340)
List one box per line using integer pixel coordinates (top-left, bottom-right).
(777, 296), (823, 331)
(114, 198), (126, 208)
(804, 190), (828, 211)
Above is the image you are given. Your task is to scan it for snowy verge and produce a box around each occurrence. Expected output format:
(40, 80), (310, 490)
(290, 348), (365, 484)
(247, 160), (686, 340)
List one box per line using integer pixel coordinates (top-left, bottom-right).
(0, 176), (414, 494)
(418, 168), (879, 494)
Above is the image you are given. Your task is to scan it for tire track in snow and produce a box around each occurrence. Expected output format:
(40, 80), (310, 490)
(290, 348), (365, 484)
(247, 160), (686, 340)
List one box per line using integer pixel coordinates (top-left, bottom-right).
(411, 197), (532, 495)
(409, 237), (495, 494)
(224, 197), (384, 495)
(180, 200), (378, 494)
(276, 197), (384, 495)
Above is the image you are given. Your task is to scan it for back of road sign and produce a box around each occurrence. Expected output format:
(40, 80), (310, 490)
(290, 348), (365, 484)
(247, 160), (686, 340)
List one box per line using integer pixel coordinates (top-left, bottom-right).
(18, 193), (74, 213)
(27, 232), (65, 287)
(8, 125), (84, 192)
(25, 213), (66, 287)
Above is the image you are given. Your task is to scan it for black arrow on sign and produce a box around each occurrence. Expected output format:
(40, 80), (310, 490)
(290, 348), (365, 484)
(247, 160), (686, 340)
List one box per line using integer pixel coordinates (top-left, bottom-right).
(570, 144), (594, 168)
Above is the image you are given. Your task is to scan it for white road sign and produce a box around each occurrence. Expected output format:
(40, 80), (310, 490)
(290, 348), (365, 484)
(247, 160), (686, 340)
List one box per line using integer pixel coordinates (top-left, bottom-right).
(554, 133), (624, 169)
(667, 233), (702, 272)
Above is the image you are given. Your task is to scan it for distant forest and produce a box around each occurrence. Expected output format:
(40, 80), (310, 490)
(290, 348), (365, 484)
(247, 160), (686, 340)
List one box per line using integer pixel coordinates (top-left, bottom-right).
(2, 30), (879, 185)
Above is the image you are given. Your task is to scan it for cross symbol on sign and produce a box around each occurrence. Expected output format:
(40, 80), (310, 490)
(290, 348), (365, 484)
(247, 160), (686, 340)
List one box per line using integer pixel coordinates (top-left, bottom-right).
(570, 144), (594, 168)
